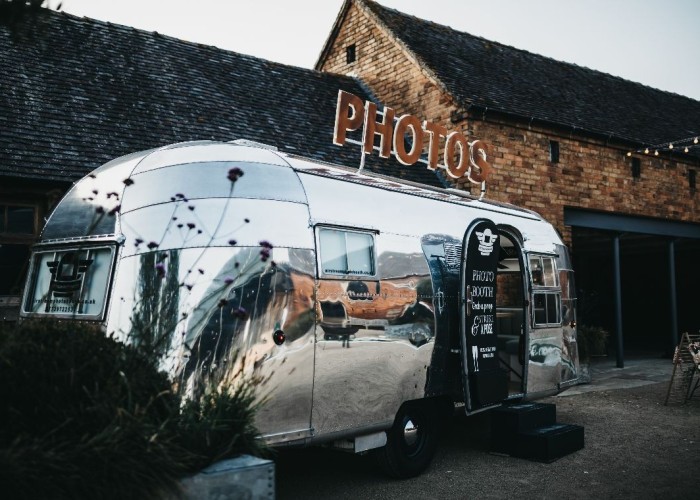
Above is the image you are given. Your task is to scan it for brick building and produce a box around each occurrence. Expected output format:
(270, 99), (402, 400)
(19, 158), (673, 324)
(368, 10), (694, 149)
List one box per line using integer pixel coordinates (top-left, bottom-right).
(316, 0), (700, 359)
(1, 2), (699, 362)
(0, 6), (439, 319)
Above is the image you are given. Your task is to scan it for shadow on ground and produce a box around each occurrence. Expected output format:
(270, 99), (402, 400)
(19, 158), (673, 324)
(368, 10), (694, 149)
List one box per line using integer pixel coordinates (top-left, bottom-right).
(275, 358), (699, 499)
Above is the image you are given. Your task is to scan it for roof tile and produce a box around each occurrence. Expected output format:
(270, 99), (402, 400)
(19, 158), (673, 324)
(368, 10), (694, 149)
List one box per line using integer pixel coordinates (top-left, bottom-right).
(362, 0), (700, 149)
(0, 9), (444, 187)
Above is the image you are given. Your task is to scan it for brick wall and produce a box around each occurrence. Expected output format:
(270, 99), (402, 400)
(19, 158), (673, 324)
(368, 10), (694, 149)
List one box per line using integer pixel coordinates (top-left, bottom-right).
(319, 1), (699, 246)
(320, 2), (451, 126)
(460, 118), (698, 243)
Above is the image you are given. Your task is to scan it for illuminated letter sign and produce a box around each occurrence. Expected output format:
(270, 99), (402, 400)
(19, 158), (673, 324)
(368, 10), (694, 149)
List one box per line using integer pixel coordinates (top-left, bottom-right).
(423, 121), (447, 171)
(333, 90), (492, 183)
(333, 90), (364, 146)
(364, 101), (394, 158)
(393, 114), (423, 165)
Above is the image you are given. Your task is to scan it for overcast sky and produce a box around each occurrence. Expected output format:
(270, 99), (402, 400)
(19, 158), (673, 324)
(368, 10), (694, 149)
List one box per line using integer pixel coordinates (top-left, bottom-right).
(57, 0), (700, 101)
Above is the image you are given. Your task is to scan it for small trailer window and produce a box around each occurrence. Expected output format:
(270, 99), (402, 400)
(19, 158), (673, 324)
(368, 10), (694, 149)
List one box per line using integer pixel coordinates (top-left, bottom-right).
(533, 292), (560, 325)
(529, 255), (561, 327)
(529, 255), (558, 287)
(318, 228), (375, 276)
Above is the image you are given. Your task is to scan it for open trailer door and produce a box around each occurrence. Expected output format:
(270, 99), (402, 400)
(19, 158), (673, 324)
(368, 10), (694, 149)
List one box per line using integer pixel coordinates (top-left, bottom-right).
(460, 219), (509, 414)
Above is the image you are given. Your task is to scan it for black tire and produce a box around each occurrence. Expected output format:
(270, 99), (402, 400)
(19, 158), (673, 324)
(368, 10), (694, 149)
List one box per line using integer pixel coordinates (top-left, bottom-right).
(376, 401), (440, 478)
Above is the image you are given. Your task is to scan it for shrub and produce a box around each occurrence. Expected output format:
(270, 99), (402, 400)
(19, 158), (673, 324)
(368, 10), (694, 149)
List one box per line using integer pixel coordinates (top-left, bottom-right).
(0, 320), (265, 499)
(178, 382), (266, 469)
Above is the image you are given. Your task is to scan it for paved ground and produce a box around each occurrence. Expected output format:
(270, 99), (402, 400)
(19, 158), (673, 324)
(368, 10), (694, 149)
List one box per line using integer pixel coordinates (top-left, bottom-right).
(562, 356), (675, 396)
(275, 355), (700, 499)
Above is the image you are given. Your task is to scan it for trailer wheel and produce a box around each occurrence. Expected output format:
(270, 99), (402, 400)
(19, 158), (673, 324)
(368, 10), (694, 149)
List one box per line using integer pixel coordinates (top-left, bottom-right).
(376, 401), (439, 478)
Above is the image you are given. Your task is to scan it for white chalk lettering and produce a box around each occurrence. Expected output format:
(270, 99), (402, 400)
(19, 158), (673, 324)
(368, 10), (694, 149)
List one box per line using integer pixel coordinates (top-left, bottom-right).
(471, 286), (494, 298)
(471, 302), (494, 313)
(472, 270), (495, 282)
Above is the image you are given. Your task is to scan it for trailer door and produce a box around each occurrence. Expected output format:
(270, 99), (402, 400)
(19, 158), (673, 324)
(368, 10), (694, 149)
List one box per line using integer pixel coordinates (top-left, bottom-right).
(460, 219), (509, 414)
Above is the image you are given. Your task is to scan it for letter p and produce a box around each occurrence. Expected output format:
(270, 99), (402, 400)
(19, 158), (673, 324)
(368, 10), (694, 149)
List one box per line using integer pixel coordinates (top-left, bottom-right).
(333, 90), (365, 146)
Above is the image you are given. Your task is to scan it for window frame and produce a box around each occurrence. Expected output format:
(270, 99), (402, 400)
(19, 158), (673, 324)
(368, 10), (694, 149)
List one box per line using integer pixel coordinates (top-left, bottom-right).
(549, 140), (560, 164)
(346, 43), (356, 64)
(528, 253), (562, 328)
(315, 225), (378, 280)
(20, 242), (118, 321)
(0, 202), (38, 238)
(0, 202), (41, 296)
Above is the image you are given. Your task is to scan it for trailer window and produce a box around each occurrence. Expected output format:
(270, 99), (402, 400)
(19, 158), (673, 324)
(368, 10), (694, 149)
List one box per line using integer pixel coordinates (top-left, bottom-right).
(530, 255), (561, 327)
(529, 255), (558, 287)
(22, 245), (116, 320)
(318, 228), (375, 276)
(533, 292), (560, 325)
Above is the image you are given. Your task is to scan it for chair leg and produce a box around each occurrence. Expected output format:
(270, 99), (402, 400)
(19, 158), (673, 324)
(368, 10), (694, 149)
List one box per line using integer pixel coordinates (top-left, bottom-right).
(664, 362), (680, 405)
(686, 370), (700, 402)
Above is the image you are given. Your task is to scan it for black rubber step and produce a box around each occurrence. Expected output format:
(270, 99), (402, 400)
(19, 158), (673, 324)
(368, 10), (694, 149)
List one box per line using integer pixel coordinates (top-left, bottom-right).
(490, 403), (556, 455)
(490, 403), (584, 461)
(491, 402), (556, 432)
(515, 423), (585, 462)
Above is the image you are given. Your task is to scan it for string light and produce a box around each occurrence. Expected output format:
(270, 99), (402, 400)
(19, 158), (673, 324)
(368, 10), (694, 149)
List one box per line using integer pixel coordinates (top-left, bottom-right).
(627, 135), (700, 157)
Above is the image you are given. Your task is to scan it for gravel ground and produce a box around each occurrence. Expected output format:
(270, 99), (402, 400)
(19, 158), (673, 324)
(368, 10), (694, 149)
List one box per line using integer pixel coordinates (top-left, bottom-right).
(275, 361), (699, 499)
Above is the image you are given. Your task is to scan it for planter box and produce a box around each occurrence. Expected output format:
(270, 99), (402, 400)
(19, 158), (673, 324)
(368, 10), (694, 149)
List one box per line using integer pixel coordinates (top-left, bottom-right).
(178, 455), (274, 499)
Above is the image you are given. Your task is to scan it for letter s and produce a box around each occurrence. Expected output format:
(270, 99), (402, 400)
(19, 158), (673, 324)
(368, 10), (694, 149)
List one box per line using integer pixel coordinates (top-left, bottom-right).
(468, 140), (492, 183)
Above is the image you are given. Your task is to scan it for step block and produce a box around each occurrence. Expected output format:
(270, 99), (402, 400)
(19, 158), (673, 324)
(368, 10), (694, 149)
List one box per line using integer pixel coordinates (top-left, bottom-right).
(491, 403), (557, 433)
(490, 403), (557, 455)
(516, 423), (584, 462)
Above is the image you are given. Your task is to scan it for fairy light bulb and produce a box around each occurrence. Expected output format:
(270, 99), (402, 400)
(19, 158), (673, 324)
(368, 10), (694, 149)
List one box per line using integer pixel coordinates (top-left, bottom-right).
(695, 137), (699, 144)
(644, 148), (649, 154)
(685, 147), (690, 153)
(654, 150), (659, 156)
(669, 143), (674, 149)
(626, 152), (632, 157)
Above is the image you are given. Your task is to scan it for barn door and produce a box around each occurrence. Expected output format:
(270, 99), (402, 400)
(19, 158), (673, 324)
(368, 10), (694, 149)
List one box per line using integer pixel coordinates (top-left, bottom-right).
(460, 219), (508, 414)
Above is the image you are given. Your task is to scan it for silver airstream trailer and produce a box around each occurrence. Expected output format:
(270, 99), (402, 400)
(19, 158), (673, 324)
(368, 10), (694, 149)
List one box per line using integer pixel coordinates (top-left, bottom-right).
(21, 140), (579, 477)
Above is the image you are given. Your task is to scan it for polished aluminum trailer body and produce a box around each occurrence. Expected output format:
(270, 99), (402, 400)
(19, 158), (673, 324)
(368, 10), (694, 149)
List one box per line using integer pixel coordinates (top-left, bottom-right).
(22, 141), (579, 449)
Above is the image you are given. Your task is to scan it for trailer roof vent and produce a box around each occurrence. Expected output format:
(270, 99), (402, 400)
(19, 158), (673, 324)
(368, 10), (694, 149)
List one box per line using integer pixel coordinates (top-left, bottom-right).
(229, 139), (278, 151)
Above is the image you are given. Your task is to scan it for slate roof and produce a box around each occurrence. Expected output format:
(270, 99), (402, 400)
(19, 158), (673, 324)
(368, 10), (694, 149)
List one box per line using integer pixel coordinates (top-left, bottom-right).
(357, 0), (700, 151)
(0, 8), (444, 187)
